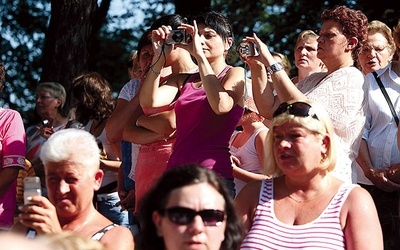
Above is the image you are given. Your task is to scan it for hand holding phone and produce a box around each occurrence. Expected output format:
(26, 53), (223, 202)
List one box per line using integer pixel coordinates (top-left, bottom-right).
(23, 176), (42, 205)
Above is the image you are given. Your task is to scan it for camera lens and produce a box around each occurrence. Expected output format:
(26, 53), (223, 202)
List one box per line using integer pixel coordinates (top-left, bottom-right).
(172, 32), (184, 43)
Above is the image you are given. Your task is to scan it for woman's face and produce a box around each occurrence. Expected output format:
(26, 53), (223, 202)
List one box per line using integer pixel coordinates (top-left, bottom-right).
(35, 89), (61, 118)
(273, 121), (328, 176)
(294, 36), (322, 72)
(139, 44), (154, 78)
(197, 23), (228, 62)
(45, 161), (101, 219)
(317, 20), (349, 63)
(153, 182), (227, 250)
(358, 32), (393, 74)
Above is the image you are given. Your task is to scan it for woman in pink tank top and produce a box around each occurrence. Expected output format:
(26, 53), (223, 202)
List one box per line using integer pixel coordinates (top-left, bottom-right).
(140, 11), (245, 197)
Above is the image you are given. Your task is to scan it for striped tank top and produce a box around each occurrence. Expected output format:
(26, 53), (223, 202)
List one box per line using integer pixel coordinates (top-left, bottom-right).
(240, 179), (356, 249)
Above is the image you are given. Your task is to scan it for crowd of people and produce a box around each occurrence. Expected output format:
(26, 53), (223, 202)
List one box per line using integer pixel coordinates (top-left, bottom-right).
(1, 4), (399, 250)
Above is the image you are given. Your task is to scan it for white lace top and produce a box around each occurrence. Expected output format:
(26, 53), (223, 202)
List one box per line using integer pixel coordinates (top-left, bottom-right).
(296, 67), (368, 183)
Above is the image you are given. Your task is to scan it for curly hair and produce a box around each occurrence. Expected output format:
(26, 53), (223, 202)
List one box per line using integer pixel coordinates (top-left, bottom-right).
(137, 164), (245, 250)
(71, 72), (115, 126)
(0, 61), (4, 92)
(321, 5), (368, 60)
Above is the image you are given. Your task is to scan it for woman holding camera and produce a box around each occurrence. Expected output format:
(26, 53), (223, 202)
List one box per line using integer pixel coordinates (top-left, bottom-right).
(123, 15), (198, 214)
(242, 6), (368, 184)
(139, 11), (245, 197)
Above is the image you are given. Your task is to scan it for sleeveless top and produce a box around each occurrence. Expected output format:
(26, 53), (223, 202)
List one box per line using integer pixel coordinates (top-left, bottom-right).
(229, 128), (268, 194)
(167, 66), (244, 179)
(240, 179), (357, 249)
(25, 223), (119, 240)
(91, 223), (119, 240)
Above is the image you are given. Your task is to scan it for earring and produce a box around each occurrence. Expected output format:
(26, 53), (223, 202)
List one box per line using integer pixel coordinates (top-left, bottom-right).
(320, 153), (327, 163)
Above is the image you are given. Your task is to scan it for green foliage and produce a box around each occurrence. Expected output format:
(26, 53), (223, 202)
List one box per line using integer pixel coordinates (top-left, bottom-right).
(0, 0), (50, 121)
(1, 0), (400, 126)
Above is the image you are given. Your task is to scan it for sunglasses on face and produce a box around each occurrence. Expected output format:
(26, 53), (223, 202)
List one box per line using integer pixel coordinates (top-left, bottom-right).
(159, 206), (225, 227)
(273, 101), (318, 120)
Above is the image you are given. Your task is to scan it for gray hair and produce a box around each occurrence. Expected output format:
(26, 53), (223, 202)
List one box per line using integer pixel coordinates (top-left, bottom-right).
(40, 129), (100, 174)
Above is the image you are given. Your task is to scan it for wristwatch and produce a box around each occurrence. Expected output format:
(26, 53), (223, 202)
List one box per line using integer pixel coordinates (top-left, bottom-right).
(266, 62), (284, 75)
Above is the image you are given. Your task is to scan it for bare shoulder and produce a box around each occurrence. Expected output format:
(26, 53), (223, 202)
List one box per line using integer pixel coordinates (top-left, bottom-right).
(227, 66), (246, 78)
(100, 225), (134, 250)
(342, 185), (376, 215)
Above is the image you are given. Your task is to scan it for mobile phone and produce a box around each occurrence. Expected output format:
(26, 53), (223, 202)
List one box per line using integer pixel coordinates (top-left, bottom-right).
(42, 117), (53, 128)
(23, 176), (42, 205)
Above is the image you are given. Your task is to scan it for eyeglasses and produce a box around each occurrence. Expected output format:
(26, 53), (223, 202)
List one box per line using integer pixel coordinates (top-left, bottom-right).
(36, 95), (55, 101)
(359, 45), (387, 55)
(273, 101), (318, 120)
(159, 206), (225, 227)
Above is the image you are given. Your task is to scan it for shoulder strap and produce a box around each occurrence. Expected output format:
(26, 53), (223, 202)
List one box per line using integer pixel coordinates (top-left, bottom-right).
(372, 71), (399, 126)
(91, 223), (119, 241)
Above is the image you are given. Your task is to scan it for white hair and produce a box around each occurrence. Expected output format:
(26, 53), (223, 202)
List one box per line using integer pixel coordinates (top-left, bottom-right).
(40, 129), (100, 173)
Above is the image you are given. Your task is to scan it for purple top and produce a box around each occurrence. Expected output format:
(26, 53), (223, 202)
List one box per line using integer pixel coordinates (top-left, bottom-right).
(167, 67), (243, 178)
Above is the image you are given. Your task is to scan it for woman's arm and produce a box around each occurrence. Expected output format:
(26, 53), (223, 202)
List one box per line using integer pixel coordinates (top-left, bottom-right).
(179, 21), (244, 114)
(139, 26), (180, 108)
(106, 96), (139, 144)
(233, 166), (268, 183)
(123, 104), (165, 145)
(136, 110), (176, 136)
(234, 180), (262, 232)
(342, 186), (383, 250)
(244, 34), (306, 118)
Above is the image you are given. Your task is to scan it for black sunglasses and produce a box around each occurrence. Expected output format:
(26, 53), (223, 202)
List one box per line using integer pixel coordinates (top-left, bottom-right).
(159, 206), (225, 227)
(273, 101), (318, 120)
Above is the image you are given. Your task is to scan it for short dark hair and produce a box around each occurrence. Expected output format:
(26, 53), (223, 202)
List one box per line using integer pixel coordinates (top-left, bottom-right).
(150, 14), (188, 30)
(193, 11), (233, 41)
(137, 164), (244, 250)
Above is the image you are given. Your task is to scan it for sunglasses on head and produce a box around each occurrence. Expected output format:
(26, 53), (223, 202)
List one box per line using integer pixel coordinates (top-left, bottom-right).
(159, 206), (225, 227)
(273, 101), (318, 120)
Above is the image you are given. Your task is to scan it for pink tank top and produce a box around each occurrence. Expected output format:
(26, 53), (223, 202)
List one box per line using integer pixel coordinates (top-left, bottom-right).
(167, 66), (243, 178)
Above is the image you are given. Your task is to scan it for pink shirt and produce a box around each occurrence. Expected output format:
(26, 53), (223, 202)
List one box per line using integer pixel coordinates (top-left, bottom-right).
(0, 108), (26, 228)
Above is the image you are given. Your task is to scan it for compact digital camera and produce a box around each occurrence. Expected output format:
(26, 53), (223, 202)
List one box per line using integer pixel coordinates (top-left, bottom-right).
(238, 42), (258, 56)
(166, 30), (192, 45)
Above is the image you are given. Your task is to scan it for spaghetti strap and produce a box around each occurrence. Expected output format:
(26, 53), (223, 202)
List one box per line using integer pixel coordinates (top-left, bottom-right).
(91, 223), (119, 241)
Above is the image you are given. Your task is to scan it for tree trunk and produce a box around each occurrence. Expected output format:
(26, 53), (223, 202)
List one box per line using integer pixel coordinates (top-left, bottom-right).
(174, 0), (211, 16)
(40, 0), (97, 115)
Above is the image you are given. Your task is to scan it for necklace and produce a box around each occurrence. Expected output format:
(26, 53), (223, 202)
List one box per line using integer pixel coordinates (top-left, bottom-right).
(287, 178), (330, 203)
(69, 211), (96, 233)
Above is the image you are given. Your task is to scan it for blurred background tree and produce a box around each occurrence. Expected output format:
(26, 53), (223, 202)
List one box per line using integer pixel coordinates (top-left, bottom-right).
(0, 0), (399, 125)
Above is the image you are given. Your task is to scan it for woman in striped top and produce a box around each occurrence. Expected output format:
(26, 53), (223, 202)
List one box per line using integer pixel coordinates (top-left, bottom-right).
(235, 99), (382, 249)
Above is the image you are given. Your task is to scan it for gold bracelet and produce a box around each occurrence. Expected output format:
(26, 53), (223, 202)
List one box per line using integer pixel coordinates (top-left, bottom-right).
(149, 66), (160, 76)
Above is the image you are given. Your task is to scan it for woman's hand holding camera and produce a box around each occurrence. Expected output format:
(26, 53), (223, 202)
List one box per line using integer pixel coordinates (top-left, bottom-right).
(178, 21), (204, 60)
(151, 25), (174, 58)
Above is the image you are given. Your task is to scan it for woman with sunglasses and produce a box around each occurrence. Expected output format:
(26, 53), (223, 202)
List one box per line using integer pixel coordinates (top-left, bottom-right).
(236, 99), (382, 249)
(242, 6), (368, 184)
(137, 164), (244, 250)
